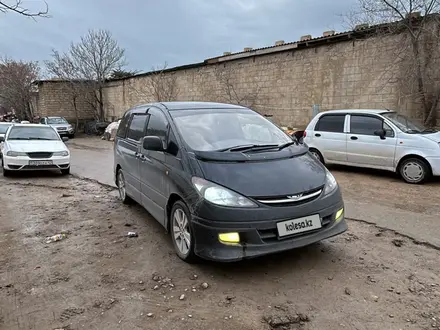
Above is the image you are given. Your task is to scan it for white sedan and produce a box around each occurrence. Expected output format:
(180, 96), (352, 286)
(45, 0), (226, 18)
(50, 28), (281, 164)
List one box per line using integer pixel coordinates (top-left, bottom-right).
(0, 124), (70, 176)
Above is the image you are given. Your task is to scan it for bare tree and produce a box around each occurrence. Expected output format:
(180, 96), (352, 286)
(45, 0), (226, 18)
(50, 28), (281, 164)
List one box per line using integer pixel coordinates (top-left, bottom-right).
(45, 29), (126, 120)
(0, 0), (49, 18)
(147, 63), (179, 101)
(346, 0), (440, 126)
(215, 64), (261, 108)
(0, 57), (40, 120)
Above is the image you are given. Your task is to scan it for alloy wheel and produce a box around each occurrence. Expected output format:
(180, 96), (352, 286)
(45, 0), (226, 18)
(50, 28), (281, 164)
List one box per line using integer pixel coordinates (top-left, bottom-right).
(172, 208), (191, 256)
(117, 170), (126, 200)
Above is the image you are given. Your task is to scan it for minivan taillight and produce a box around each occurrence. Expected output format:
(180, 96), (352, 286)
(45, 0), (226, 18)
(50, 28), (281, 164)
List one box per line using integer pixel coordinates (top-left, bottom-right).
(303, 131), (307, 137)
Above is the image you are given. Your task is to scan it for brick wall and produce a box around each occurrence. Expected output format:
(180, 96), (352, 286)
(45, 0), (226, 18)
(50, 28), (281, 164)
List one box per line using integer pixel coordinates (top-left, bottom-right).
(37, 31), (440, 128)
(35, 81), (96, 124)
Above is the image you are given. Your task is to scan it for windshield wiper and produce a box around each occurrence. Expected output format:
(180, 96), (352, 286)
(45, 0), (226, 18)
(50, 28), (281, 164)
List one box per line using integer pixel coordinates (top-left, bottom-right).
(8, 137), (30, 140)
(421, 128), (438, 133)
(217, 144), (279, 152)
(277, 141), (298, 150)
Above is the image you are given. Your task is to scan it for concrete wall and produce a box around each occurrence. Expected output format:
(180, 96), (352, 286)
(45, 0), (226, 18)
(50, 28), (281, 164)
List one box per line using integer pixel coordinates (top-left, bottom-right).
(37, 31), (440, 128)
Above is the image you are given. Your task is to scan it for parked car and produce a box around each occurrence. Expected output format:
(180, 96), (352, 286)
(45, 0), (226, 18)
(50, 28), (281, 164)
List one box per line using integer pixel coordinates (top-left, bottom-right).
(0, 122), (13, 157)
(40, 116), (75, 138)
(0, 124), (70, 176)
(114, 102), (346, 263)
(303, 109), (440, 184)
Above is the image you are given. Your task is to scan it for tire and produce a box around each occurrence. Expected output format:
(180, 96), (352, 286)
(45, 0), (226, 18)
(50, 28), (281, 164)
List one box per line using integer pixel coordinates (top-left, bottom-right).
(2, 158), (10, 177)
(170, 201), (199, 263)
(309, 148), (324, 164)
(117, 169), (133, 204)
(68, 134), (75, 139)
(399, 158), (430, 184)
(61, 167), (70, 175)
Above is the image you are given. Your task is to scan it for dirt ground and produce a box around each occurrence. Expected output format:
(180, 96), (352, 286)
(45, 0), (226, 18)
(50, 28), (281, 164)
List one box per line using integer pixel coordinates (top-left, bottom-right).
(0, 173), (440, 330)
(331, 165), (440, 217)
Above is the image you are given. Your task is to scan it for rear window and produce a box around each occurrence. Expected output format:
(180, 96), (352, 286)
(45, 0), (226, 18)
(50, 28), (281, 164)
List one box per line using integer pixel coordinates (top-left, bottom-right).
(315, 115), (345, 133)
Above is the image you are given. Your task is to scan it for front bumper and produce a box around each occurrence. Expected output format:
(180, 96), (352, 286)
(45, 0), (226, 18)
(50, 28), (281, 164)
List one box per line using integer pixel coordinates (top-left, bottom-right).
(3, 155), (70, 171)
(426, 156), (440, 176)
(191, 200), (346, 262)
(57, 129), (75, 136)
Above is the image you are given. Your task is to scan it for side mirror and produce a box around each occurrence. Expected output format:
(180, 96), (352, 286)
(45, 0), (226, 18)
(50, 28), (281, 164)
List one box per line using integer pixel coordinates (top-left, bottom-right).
(62, 136), (69, 142)
(0, 136), (4, 142)
(142, 136), (164, 151)
(374, 129), (386, 140)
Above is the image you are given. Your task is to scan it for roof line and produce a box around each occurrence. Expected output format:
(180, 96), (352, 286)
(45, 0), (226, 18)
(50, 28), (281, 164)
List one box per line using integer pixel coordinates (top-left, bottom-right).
(33, 14), (436, 85)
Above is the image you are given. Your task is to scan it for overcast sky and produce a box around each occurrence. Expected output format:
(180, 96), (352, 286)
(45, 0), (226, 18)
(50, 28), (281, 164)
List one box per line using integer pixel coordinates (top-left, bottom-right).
(0, 0), (355, 74)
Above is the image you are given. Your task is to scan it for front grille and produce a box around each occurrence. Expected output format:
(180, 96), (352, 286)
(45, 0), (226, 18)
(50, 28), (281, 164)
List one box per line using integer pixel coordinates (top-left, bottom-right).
(254, 186), (323, 207)
(56, 127), (67, 131)
(27, 152), (53, 159)
(258, 214), (333, 243)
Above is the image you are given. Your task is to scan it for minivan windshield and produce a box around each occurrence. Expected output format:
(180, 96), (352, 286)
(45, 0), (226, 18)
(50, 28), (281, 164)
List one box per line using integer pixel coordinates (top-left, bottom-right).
(7, 126), (61, 141)
(382, 112), (437, 133)
(170, 109), (292, 152)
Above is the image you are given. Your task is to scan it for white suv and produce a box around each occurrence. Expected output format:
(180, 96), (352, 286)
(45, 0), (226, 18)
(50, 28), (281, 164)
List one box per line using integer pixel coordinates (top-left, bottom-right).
(304, 109), (440, 184)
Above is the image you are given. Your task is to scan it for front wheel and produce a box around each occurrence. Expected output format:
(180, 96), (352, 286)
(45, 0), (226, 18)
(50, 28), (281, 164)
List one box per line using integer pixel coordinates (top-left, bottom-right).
(2, 159), (10, 177)
(61, 167), (70, 175)
(170, 201), (198, 263)
(399, 158), (430, 184)
(309, 148), (324, 164)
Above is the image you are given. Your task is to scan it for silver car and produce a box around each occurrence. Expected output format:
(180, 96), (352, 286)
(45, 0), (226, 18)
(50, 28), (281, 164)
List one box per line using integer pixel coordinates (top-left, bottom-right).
(0, 122), (14, 157)
(304, 109), (440, 184)
(40, 116), (75, 138)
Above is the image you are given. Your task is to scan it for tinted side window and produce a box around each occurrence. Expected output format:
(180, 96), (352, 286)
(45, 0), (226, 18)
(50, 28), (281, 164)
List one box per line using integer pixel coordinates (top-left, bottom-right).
(316, 115), (345, 133)
(127, 114), (148, 141)
(146, 108), (169, 146)
(116, 112), (131, 138)
(350, 115), (383, 135)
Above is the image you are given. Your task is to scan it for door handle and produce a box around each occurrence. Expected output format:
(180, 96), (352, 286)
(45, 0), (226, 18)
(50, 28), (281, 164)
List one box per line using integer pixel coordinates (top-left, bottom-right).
(315, 133), (321, 137)
(350, 136), (358, 140)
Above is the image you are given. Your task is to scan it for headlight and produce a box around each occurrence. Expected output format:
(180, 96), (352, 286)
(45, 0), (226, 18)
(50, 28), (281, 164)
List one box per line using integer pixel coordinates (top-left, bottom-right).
(53, 151), (69, 156)
(323, 168), (338, 195)
(192, 177), (257, 207)
(6, 151), (26, 157)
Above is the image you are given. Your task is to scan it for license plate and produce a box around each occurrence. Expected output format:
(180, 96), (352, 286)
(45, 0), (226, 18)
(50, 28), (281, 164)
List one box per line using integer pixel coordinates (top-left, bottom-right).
(29, 160), (53, 166)
(277, 214), (322, 237)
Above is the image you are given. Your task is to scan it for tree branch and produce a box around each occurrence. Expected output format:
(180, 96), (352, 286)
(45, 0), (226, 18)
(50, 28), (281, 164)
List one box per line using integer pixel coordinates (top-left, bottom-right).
(0, 0), (49, 18)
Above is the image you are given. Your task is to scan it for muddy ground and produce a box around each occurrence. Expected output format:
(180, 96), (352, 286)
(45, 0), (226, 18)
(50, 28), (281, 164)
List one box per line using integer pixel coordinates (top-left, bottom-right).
(0, 173), (440, 330)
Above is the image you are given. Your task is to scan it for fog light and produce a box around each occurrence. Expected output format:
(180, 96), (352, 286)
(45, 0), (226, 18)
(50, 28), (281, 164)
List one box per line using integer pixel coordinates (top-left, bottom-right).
(335, 208), (344, 222)
(218, 232), (240, 244)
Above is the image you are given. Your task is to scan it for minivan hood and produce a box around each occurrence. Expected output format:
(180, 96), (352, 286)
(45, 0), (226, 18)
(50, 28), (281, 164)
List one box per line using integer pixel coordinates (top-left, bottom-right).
(197, 151), (326, 197)
(421, 131), (440, 143)
(6, 140), (67, 152)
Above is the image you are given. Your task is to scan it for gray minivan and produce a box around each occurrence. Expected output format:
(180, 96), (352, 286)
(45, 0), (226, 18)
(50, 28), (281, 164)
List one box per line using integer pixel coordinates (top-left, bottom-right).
(114, 102), (347, 263)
